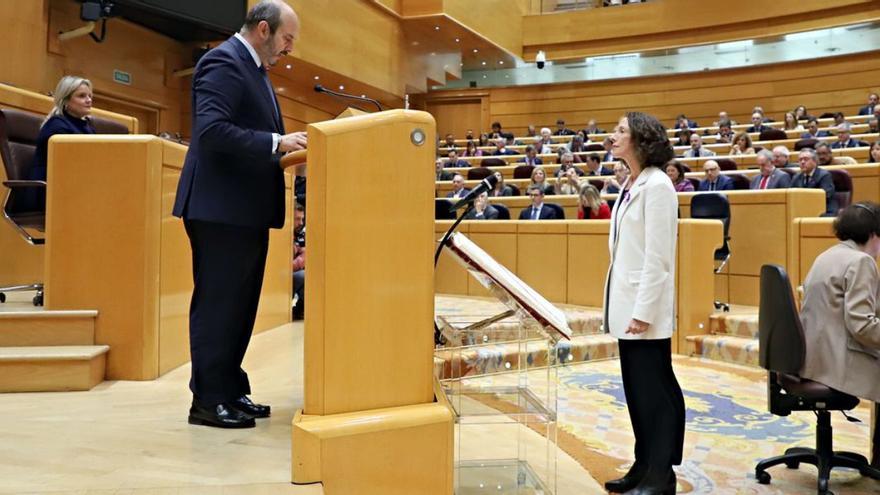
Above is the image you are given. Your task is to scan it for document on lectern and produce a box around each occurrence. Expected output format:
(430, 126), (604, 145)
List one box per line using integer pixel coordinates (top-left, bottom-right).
(445, 232), (573, 341)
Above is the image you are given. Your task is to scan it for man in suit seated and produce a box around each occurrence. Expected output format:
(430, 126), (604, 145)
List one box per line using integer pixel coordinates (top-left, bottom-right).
(673, 113), (697, 130)
(436, 159), (454, 181)
(462, 192), (499, 220)
(554, 118), (575, 136)
(791, 148), (837, 216)
(697, 160), (733, 191)
(800, 117), (830, 139)
(444, 149), (469, 168)
(815, 142), (857, 166)
(682, 134), (715, 158)
(771, 145), (794, 168)
(555, 151), (586, 177)
(582, 118), (605, 137)
(583, 153), (612, 176)
(442, 133), (456, 151)
(519, 185), (560, 220)
(869, 117), (879, 134)
(493, 137), (517, 156)
(518, 145), (544, 166)
(750, 150), (791, 190)
(830, 123), (861, 149)
(446, 174), (470, 200)
(858, 92), (878, 115)
(746, 111), (771, 133)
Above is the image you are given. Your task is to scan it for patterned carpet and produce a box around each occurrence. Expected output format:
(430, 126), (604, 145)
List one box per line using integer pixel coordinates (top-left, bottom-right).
(462, 357), (880, 494)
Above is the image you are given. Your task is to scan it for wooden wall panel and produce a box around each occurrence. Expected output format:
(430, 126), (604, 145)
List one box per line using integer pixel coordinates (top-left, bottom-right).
(428, 99), (482, 141)
(443, 0), (526, 58)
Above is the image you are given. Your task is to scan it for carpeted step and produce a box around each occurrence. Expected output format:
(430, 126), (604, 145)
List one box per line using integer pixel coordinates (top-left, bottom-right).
(684, 335), (759, 368)
(709, 308), (759, 339)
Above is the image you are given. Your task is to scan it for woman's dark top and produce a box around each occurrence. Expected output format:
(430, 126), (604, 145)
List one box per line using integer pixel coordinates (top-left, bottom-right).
(31, 111), (96, 181)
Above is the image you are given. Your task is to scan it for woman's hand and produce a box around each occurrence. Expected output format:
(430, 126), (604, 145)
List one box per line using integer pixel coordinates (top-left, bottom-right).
(625, 318), (650, 335)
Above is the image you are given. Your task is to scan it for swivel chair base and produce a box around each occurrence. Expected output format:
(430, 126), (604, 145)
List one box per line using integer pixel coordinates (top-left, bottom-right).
(0, 284), (43, 306)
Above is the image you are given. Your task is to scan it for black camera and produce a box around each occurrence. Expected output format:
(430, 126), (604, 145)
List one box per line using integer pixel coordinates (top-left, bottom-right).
(81, 1), (114, 22)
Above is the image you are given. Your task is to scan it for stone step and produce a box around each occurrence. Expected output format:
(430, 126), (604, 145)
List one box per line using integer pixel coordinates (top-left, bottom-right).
(0, 345), (109, 392)
(685, 335), (759, 368)
(0, 310), (97, 346)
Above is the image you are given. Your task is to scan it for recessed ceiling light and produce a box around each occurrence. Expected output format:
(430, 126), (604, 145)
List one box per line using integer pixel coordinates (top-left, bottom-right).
(481, 61), (486, 66)
(499, 61), (504, 65)
(434, 26), (440, 31)
(482, 75), (487, 78)
(430, 52), (436, 56)
(473, 49), (478, 53)
(339, 85), (345, 90)
(455, 38), (460, 43)
(361, 94), (366, 98)
(314, 76), (320, 80)
(285, 64), (292, 69)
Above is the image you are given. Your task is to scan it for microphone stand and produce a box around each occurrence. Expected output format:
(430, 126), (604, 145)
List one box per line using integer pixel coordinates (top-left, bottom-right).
(314, 85), (383, 113)
(433, 202), (475, 345)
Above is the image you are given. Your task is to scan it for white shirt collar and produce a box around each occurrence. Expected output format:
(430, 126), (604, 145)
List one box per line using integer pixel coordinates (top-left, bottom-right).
(234, 32), (262, 68)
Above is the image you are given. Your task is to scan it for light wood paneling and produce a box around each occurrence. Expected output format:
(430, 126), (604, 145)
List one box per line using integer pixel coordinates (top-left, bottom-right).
(0, 345), (107, 392)
(517, 222), (568, 303)
(566, 220), (610, 308)
(676, 220), (723, 353)
(443, 0), (526, 58)
(468, 222), (518, 298)
(435, 222), (470, 294)
(0, 311), (96, 347)
(429, 98), (483, 142)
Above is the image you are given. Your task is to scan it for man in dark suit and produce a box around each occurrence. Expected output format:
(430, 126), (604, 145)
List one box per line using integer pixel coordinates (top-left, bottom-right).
(492, 137), (517, 156)
(697, 160), (733, 191)
(746, 112), (771, 133)
(172, 0), (306, 429)
(583, 153), (612, 176)
(519, 185), (560, 220)
(462, 192), (499, 220)
(518, 145), (543, 166)
(444, 149), (469, 168)
(830, 123), (860, 149)
(858, 92), (878, 115)
(435, 159), (454, 181)
(791, 148), (837, 216)
(750, 150), (791, 190)
(800, 118), (830, 139)
(446, 174), (470, 199)
(554, 118), (575, 136)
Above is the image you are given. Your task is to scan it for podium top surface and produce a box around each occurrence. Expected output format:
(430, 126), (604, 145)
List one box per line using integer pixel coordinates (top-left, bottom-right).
(308, 109), (435, 136)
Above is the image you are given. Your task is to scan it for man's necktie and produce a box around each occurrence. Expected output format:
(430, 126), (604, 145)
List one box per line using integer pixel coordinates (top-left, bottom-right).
(531, 207), (539, 220)
(258, 65), (279, 123)
(759, 176), (769, 190)
(710, 182), (716, 191)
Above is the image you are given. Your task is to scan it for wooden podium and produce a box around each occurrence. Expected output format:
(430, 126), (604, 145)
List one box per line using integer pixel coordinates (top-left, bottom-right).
(291, 110), (453, 494)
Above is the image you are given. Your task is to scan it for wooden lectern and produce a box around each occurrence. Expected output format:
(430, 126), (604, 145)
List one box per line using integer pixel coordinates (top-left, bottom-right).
(291, 110), (453, 494)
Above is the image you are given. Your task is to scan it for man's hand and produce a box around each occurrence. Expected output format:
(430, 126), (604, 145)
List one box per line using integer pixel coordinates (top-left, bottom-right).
(279, 131), (308, 152)
(625, 318), (650, 335)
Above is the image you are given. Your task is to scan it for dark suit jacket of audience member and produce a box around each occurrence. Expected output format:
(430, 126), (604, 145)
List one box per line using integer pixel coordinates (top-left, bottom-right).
(830, 139), (861, 149)
(602, 151), (614, 162)
(445, 159), (470, 167)
(585, 166), (614, 176)
(800, 130), (830, 139)
(791, 167), (837, 215)
(173, 36), (286, 229)
(581, 127), (606, 136)
(859, 104), (875, 116)
(749, 169), (791, 189)
(463, 205), (500, 220)
(697, 174), (734, 191)
(446, 188), (471, 199)
(437, 170), (454, 181)
(494, 148), (518, 156)
(518, 156), (543, 165)
(518, 203), (559, 220)
(674, 119), (698, 130)
(554, 128), (576, 136)
(746, 125), (771, 133)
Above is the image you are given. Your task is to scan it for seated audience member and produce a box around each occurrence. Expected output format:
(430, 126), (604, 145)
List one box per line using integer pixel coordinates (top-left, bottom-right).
(465, 129), (474, 141)
(683, 134), (716, 158)
(445, 149), (468, 168)
(794, 104), (811, 122)
(666, 161), (694, 192)
(526, 124), (538, 138)
(519, 185), (560, 220)
(870, 142), (880, 164)
(602, 161), (630, 194)
(858, 92), (879, 115)
(519, 145), (544, 166)
(753, 106), (772, 122)
(783, 111), (803, 131)
(490, 121), (512, 140)
(714, 120), (734, 143)
(478, 133), (490, 147)
(442, 133), (456, 150)
(490, 171), (515, 197)
(869, 117), (879, 134)
(771, 145), (793, 168)
(446, 174), (470, 199)
(830, 123), (860, 149)
(792, 148), (837, 215)
(463, 192), (499, 220)
(800, 117), (830, 139)
(582, 118), (605, 136)
(30, 75), (96, 209)
(538, 127), (555, 154)
(746, 112), (771, 133)
(292, 203), (306, 320)
(493, 137), (517, 156)
(577, 184), (611, 220)
(583, 153), (612, 176)
(698, 160), (733, 191)
(555, 118), (575, 136)
(730, 132), (755, 155)
(816, 142), (857, 166)
(675, 128), (692, 146)
(750, 149), (791, 190)
(555, 167), (583, 195)
(800, 202), (880, 406)
(674, 113), (697, 130)
(462, 140), (483, 158)
(716, 111), (737, 126)
(530, 166), (555, 195)
(601, 136), (615, 162)
(567, 134), (588, 162)
(833, 112), (846, 126)
(556, 152), (585, 177)
(436, 159), (454, 181)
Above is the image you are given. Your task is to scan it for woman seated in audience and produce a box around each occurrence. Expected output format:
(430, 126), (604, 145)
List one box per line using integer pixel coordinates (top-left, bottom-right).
(478, 133), (490, 147)
(602, 161), (630, 194)
(462, 140), (482, 158)
(665, 161), (694, 192)
(489, 171), (514, 197)
(577, 183), (611, 220)
(794, 104), (811, 122)
(530, 166), (554, 195)
(783, 111), (803, 131)
(800, 202), (880, 408)
(730, 132), (755, 155)
(555, 167), (582, 195)
(675, 128), (692, 146)
(29, 75), (95, 209)
(869, 141), (880, 163)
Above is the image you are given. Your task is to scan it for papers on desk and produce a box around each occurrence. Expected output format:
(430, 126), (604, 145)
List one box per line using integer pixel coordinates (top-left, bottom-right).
(445, 232), (572, 341)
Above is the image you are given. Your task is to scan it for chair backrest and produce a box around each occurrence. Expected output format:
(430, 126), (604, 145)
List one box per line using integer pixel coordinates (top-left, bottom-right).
(479, 157), (506, 168)
(690, 192), (730, 240)
(91, 116), (130, 135)
(0, 109), (43, 182)
(434, 199), (456, 220)
(729, 173), (750, 190)
(546, 203), (564, 219)
(829, 168), (852, 212)
(507, 184), (521, 196)
(512, 164), (534, 179)
(778, 167), (796, 177)
(680, 163), (691, 173)
(467, 167), (493, 181)
(716, 158), (737, 171)
(794, 138), (818, 151)
(687, 177), (700, 190)
(493, 203), (510, 220)
(759, 129), (788, 141)
(588, 179), (604, 190)
(758, 264), (805, 373)
(584, 143), (604, 152)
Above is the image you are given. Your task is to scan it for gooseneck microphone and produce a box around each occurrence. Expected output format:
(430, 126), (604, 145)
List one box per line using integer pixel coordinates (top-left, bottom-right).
(314, 84), (383, 112)
(449, 173), (499, 212)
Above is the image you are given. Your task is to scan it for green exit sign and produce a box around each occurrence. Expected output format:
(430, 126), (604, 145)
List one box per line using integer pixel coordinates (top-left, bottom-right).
(113, 70), (131, 85)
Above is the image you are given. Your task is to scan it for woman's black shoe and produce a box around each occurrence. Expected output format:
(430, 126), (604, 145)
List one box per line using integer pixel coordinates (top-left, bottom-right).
(188, 401), (256, 428)
(626, 468), (676, 495)
(604, 462), (647, 493)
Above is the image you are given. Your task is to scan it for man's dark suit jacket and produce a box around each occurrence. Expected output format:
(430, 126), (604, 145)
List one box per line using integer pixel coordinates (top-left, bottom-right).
(585, 166), (614, 176)
(800, 131), (830, 139)
(830, 139), (861, 149)
(437, 170), (454, 181)
(746, 125), (771, 133)
(494, 148), (518, 156)
(446, 188), (471, 199)
(518, 204), (559, 220)
(463, 205), (500, 220)
(173, 36), (285, 229)
(859, 104), (875, 116)
(792, 168), (837, 215)
(518, 157), (544, 165)
(697, 174), (734, 191)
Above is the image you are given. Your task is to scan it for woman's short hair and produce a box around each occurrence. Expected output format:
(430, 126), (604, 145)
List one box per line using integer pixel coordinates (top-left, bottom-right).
(834, 202), (880, 244)
(530, 166), (545, 182)
(666, 161), (687, 184)
(626, 112), (674, 168)
(734, 131), (752, 148)
(47, 75), (92, 123)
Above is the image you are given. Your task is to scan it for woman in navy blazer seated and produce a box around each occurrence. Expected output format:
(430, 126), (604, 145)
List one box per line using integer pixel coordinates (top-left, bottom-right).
(29, 76), (96, 209)
(603, 112), (685, 495)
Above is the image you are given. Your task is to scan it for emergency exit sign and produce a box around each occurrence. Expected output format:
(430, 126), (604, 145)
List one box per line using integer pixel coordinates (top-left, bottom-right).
(113, 70), (131, 85)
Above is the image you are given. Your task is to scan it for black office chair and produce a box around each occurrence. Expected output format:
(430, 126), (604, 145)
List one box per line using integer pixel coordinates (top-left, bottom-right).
(480, 157), (506, 168)
(512, 165), (534, 179)
(690, 193), (731, 311)
(493, 203), (510, 220)
(545, 203), (565, 219)
(828, 169), (852, 214)
(434, 199), (456, 220)
(754, 264), (880, 494)
(759, 128), (788, 141)
(466, 167), (493, 181)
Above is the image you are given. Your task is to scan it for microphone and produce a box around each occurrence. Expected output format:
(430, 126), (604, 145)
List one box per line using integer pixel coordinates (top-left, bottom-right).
(314, 84), (383, 112)
(449, 173), (499, 213)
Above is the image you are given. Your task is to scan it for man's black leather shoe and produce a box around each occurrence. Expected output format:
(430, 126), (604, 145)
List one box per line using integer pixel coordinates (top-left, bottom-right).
(229, 395), (271, 418)
(188, 402), (255, 428)
(625, 468), (676, 495)
(604, 462), (647, 493)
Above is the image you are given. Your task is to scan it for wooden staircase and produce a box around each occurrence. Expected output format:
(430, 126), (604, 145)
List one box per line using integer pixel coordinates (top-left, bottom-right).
(0, 309), (108, 392)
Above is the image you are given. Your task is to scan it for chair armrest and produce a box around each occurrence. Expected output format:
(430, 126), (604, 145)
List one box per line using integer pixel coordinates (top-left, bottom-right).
(3, 180), (47, 189)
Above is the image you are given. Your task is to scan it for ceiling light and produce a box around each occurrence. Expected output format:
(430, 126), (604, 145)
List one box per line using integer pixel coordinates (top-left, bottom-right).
(434, 26), (440, 31)
(473, 49), (478, 53)
(481, 61), (486, 66)
(339, 85), (345, 90)
(455, 38), (460, 43)
(499, 61), (504, 65)
(314, 76), (320, 80)
(285, 64), (292, 69)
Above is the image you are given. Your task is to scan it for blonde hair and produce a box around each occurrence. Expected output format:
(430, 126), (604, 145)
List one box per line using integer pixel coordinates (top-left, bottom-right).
(579, 183), (603, 213)
(45, 76), (92, 124)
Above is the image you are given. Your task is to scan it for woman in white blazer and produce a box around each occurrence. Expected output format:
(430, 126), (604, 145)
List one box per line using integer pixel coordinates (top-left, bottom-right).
(603, 112), (685, 495)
